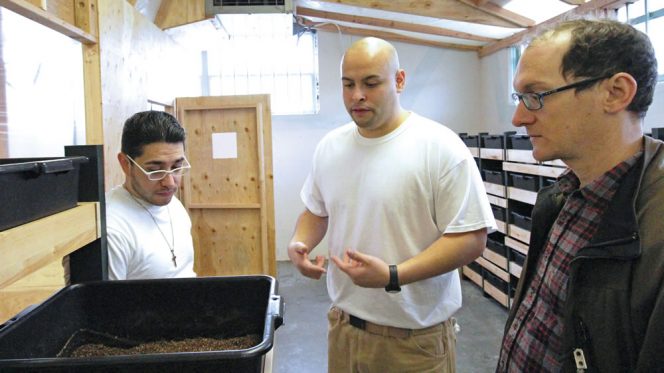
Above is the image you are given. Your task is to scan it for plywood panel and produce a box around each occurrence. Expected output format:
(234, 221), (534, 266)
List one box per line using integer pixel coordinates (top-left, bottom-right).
(185, 108), (262, 206)
(191, 209), (265, 276)
(177, 95), (275, 277)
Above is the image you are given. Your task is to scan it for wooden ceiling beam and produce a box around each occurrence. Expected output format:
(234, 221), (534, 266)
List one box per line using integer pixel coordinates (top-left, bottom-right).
(458, 0), (535, 28)
(312, 0), (525, 28)
(478, 0), (628, 57)
(302, 19), (481, 52)
(296, 6), (497, 42)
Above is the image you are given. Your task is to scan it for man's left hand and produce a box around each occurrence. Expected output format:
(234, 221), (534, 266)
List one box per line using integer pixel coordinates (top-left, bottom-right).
(330, 249), (390, 288)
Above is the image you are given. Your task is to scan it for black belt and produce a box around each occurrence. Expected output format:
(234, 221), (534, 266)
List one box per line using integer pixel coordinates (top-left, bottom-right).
(349, 314), (367, 330)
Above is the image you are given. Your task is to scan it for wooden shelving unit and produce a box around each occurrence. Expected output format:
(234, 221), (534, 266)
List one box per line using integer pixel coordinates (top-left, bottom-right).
(0, 145), (106, 323)
(459, 132), (566, 309)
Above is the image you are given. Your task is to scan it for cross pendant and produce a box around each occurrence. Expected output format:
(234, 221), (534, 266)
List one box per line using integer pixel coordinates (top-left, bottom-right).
(172, 255), (177, 267)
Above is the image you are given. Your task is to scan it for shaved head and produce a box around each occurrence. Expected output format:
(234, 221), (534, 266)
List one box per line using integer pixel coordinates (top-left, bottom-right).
(342, 37), (400, 76)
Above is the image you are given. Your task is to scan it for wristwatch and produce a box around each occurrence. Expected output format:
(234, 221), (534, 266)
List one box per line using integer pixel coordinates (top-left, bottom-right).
(384, 264), (401, 293)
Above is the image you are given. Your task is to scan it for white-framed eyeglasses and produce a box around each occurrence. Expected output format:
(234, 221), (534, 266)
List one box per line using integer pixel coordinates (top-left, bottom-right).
(125, 154), (191, 181)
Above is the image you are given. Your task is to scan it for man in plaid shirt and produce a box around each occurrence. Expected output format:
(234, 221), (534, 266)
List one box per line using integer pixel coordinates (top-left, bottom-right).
(498, 19), (664, 372)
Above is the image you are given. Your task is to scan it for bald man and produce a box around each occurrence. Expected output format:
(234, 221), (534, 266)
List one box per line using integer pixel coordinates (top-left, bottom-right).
(287, 37), (496, 372)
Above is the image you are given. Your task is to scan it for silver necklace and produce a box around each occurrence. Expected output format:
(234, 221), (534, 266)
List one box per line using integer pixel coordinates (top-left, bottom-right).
(126, 190), (177, 267)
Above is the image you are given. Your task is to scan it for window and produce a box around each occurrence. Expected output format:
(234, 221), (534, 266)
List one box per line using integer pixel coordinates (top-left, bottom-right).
(0, 8), (85, 157)
(202, 14), (319, 115)
(618, 0), (664, 80)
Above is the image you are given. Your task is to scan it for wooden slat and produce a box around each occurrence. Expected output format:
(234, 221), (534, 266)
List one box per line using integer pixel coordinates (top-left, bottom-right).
(309, 22), (480, 52)
(507, 186), (538, 205)
(462, 266), (483, 287)
(508, 224), (531, 244)
(0, 260), (64, 323)
(154, 0), (207, 30)
(0, 202), (99, 288)
(479, 148), (504, 160)
(509, 261), (522, 278)
(505, 236), (528, 255)
(479, 0), (627, 57)
(296, 6), (497, 42)
(483, 248), (508, 270)
(484, 182), (506, 198)
(458, 0), (535, 28)
(495, 220), (506, 235)
(477, 256), (509, 282)
(469, 147), (479, 157)
(314, 0), (524, 28)
(487, 194), (507, 208)
(0, 0), (97, 43)
(503, 162), (565, 178)
(484, 281), (509, 307)
(506, 149), (537, 164)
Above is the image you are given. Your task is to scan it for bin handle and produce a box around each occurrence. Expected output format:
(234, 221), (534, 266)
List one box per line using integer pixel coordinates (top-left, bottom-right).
(38, 159), (76, 174)
(268, 294), (284, 329)
(0, 303), (39, 332)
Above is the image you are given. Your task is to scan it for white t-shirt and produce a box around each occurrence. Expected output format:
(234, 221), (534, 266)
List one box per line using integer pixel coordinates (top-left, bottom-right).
(106, 186), (196, 280)
(301, 112), (496, 329)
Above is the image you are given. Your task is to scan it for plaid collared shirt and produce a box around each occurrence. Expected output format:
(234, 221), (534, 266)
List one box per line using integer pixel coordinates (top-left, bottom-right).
(497, 152), (642, 373)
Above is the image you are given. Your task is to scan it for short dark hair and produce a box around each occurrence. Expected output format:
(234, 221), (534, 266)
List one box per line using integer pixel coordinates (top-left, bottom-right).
(121, 111), (186, 158)
(532, 19), (658, 118)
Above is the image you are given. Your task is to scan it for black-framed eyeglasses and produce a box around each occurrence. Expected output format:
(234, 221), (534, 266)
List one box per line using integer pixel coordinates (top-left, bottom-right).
(125, 154), (191, 181)
(511, 75), (611, 111)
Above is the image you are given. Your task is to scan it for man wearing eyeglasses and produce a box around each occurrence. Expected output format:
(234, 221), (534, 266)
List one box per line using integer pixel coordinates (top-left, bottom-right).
(497, 20), (663, 372)
(106, 110), (197, 280)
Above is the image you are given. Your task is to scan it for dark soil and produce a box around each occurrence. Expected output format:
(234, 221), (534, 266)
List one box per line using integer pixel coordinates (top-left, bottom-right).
(70, 334), (261, 357)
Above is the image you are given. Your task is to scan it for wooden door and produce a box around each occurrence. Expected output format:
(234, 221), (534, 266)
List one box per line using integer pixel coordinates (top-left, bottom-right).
(175, 95), (275, 277)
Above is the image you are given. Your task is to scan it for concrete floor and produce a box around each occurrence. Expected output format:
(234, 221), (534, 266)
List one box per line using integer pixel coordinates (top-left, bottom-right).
(273, 262), (507, 373)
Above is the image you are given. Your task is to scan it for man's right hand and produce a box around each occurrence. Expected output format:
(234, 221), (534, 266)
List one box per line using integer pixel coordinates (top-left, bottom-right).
(287, 241), (327, 279)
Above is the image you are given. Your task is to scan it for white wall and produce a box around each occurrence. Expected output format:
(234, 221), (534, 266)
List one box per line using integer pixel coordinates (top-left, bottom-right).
(271, 31), (482, 260)
(479, 48), (664, 134)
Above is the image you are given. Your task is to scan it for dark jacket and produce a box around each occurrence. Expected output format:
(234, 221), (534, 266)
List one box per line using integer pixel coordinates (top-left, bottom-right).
(504, 136), (664, 372)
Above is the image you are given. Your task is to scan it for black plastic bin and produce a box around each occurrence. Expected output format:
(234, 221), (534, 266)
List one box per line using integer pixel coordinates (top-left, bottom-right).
(459, 133), (480, 148)
(487, 237), (507, 258)
(507, 134), (533, 150)
(509, 173), (539, 192)
(483, 270), (508, 293)
(483, 169), (504, 185)
(0, 276), (284, 372)
(491, 205), (506, 222)
(511, 249), (526, 267)
(511, 211), (532, 231)
(481, 134), (504, 149)
(0, 156), (88, 231)
(651, 127), (664, 141)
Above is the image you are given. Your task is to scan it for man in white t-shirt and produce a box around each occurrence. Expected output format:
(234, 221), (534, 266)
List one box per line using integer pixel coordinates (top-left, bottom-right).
(287, 37), (496, 372)
(106, 111), (196, 280)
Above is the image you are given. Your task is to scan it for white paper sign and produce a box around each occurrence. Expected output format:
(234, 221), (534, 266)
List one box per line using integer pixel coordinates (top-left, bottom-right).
(212, 132), (238, 159)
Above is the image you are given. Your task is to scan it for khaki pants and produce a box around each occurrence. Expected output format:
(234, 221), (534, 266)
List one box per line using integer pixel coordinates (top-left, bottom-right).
(327, 306), (456, 373)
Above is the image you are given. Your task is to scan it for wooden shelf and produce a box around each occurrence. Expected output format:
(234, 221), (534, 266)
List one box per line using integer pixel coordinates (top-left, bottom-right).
(0, 202), (100, 289)
(508, 224), (531, 244)
(469, 147), (479, 157)
(503, 162), (565, 178)
(484, 182), (506, 198)
(463, 266), (483, 287)
(507, 186), (537, 205)
(506, 149), (536, 164)
(509, 261), (523, 278)
(483, 248), (508, 270)
(505, 236), (528, 256)
(480, 148), (504, 160)
(484, 281), (509, 308)
(487, 194), (507, 208)
(477, 256), (509, 282)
